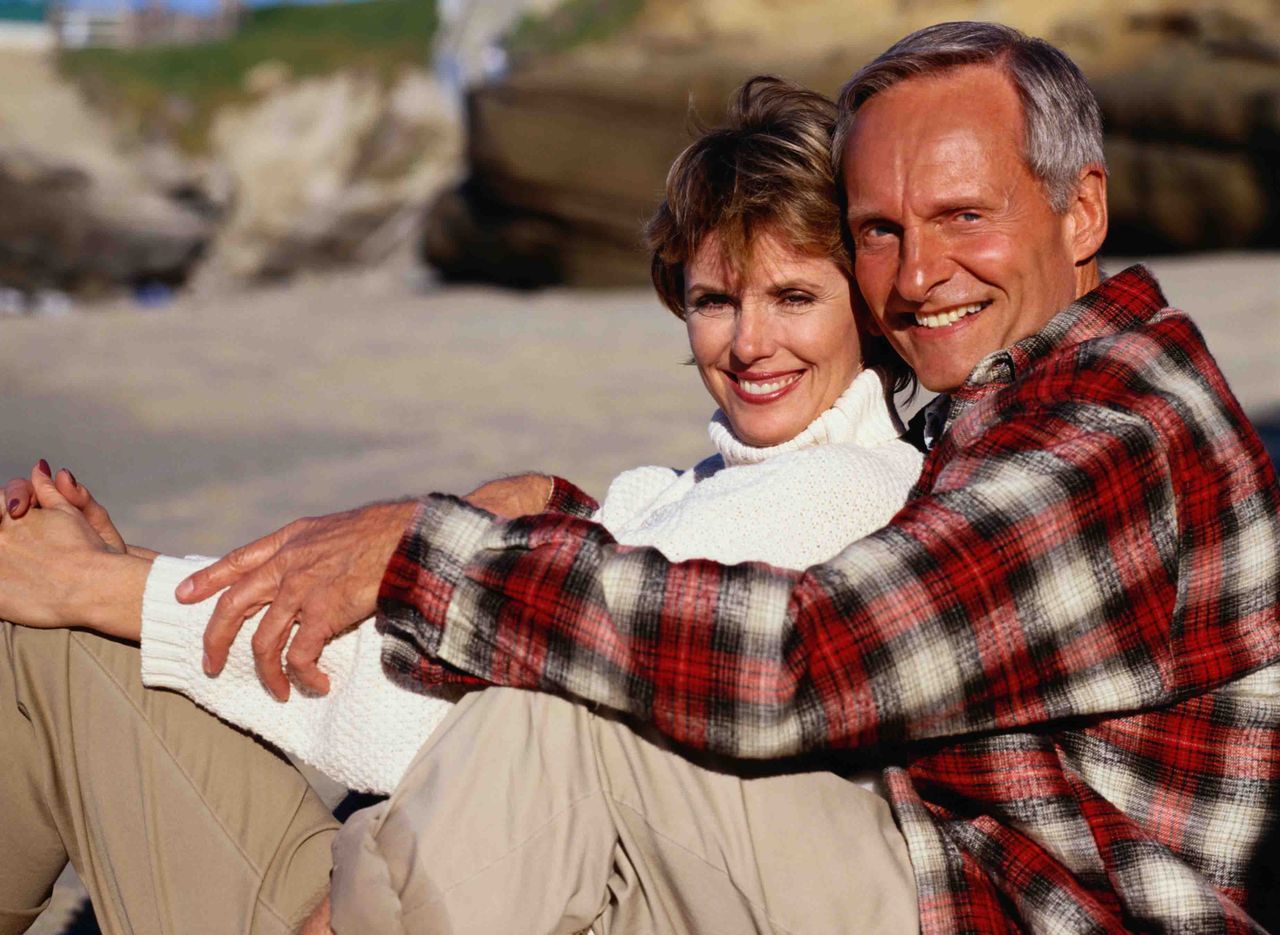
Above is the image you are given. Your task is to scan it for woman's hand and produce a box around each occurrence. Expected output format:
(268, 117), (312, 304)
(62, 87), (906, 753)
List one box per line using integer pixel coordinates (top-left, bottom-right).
(0, 466), (150, 639)
(3, 462), (159, 560)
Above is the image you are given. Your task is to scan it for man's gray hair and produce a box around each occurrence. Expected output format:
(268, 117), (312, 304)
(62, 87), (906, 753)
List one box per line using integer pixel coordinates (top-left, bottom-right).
(833, 21), (1106, 213)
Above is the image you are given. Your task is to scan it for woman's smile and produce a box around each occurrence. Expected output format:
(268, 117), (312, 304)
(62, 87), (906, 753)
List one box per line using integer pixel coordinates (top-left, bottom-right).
(725, 369), (806, 403)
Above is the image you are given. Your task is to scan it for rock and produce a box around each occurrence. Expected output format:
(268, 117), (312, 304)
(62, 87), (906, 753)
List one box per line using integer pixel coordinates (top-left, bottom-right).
(202, 69), (463, 283)
(243, 59), (292, 97)
(0, 50), (211, 296)
(433, 0), (565, 94)
(424, 0), (1280, 286)
(0, 145), (210, 295)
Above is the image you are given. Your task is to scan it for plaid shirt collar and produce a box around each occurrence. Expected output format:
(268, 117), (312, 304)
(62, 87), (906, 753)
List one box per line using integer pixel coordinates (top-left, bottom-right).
(941, 264), (1168, 433)
(967, 264), (1167, 390)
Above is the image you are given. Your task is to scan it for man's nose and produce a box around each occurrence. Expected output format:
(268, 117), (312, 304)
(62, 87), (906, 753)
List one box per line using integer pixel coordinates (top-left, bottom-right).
(731, 301), (777, 364)
(894, 225), (953, 305)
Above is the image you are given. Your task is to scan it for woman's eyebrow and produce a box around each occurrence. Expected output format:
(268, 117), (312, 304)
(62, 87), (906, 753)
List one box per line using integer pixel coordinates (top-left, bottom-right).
(767, 278), (822, 293)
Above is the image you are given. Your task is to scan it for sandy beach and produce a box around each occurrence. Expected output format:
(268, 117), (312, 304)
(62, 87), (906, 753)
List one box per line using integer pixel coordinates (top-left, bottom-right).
(4, 251), (1277, 933)
(2, 253), (1275, 558)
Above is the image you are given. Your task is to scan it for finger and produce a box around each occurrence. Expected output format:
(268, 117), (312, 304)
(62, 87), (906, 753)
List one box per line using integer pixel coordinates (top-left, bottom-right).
(285, 619), (332, 696)
(53, 468), (82, 504)
(252, 597), (300, 702)
(201, 569), (279, 676)
(179, 533), (283, 604)
(4, 478), (34, 519)
(30, 465), (73, 512)
(57, 471), (127, 552)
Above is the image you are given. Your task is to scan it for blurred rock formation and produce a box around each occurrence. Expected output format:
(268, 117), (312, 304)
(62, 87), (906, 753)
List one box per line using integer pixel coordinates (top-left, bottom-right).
(0, 52), (210, 296)
(199, 68), (463, 283)
(425, 0), (1280, 286)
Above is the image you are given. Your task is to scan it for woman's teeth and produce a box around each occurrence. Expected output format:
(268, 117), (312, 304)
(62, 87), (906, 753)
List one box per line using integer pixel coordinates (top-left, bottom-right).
(739, 373), (801, 395)
(914, 302), (986, 329)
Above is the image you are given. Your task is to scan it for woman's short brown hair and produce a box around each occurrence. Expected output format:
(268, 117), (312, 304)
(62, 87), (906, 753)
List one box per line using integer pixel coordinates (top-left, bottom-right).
(646, 75), (913, 395)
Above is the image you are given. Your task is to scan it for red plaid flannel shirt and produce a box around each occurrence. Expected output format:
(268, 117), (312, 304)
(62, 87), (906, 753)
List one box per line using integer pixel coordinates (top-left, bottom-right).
(378, 266), (1280, 933)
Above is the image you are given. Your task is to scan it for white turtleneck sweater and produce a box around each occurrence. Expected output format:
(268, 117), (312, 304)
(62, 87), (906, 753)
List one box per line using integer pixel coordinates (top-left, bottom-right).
(139, 369), (922, 794)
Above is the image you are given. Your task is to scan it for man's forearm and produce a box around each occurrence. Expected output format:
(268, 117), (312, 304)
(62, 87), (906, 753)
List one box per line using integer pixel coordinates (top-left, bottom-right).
(377, 406), (1239, 760)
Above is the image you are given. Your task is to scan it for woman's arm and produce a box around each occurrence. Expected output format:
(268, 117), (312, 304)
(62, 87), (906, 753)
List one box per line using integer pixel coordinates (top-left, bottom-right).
(141, 554), (453, 793)
(0, 470), (150, 641)
(0, 468), (451, 793)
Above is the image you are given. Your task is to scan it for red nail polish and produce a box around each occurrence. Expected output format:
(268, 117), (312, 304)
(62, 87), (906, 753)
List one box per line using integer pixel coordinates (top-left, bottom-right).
(37, 459), (51, 477)
(7, 499), (18, 515)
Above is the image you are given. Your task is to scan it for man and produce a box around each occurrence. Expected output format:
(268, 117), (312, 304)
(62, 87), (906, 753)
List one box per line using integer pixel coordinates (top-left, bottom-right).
(5, 21), (1279, 934)
(185, 21), (1279, 932)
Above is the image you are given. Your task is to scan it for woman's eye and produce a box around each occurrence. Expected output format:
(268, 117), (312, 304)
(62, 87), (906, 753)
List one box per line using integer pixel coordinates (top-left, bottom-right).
(689, 295), (733, 316)
(779, 291), (815, 308)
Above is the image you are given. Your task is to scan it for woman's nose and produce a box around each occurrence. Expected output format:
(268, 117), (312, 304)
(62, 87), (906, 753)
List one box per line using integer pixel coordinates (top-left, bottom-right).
(730, 302), (777, 364)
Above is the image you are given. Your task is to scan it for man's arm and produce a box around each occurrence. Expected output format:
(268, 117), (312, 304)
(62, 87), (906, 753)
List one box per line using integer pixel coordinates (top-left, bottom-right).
(378, 395), (1268, 759)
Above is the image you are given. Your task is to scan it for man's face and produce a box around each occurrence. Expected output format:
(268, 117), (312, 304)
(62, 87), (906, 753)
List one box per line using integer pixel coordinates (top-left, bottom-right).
(842, 64), (1084, 393)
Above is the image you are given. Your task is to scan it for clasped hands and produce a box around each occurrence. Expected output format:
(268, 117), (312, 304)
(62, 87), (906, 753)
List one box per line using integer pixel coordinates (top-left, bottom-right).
(2, 466), (552, 700)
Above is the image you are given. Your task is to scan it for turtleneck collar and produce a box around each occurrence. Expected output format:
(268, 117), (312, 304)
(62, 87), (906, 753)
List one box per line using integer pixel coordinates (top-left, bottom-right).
(708, 368), (905, 467)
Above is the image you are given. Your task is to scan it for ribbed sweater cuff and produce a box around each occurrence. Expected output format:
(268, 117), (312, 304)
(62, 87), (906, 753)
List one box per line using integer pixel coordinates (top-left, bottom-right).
(140, 555), (216, 692)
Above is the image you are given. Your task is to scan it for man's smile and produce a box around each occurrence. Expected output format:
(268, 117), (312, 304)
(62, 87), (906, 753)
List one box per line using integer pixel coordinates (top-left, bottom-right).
(911, 300), (992, 329)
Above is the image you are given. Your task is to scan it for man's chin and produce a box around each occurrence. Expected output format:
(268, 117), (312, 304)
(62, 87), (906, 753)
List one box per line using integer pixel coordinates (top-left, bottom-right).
(911, 365), (971, 395)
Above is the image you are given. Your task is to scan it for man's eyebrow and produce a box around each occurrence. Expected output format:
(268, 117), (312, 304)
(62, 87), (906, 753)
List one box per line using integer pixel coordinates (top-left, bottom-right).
(844, 205), (884, 226)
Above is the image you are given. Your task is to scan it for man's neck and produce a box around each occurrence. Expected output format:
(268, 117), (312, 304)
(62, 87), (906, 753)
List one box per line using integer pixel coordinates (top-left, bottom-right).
(1074, 258), (1102, 300)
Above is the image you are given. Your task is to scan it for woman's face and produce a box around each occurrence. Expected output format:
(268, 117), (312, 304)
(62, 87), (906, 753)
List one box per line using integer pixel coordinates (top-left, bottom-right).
(684, 227), (863, 448)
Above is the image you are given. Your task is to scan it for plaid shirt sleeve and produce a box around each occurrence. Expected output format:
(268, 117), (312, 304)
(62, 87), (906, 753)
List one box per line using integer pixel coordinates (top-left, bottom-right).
(543, 474), (599, 517)
(377, 362), (1269, 759)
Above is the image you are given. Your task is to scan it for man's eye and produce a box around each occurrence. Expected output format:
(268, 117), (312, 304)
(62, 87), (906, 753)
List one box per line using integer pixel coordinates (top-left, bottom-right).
(861, 223), (897, 242)
(956, 211), (982, 223)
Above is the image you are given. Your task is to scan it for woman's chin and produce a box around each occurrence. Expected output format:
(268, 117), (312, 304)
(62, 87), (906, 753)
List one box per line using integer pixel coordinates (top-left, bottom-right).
(725, 411), (808, 448)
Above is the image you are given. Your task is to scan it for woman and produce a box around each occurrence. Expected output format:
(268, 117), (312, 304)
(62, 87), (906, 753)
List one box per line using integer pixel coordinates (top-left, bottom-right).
(1, 77), (922, 933)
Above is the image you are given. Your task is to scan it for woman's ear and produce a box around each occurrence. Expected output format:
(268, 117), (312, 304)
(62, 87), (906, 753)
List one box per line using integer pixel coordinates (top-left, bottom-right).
(1068, 165), (1108, 265)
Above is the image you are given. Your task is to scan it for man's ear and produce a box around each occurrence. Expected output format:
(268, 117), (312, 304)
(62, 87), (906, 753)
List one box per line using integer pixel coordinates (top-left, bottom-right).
(1068, 164), (1108, 265)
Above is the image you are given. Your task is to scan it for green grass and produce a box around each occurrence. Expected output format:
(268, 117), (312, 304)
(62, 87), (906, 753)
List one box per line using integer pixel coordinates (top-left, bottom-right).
(504, 0), (644, 64)
(59, 0), (439, 152)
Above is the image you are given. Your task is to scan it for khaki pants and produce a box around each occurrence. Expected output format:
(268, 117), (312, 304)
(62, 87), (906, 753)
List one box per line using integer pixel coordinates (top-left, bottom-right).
(0, 623), (338, 935)
(331, 687), (918, 935)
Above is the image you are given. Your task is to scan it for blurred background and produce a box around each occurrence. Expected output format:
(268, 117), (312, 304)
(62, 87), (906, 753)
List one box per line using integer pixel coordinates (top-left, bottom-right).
(1, 0), (1276, 929)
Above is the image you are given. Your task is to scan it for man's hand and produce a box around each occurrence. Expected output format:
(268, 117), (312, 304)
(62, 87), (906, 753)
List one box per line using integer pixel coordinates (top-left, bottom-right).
(463, 473), (552, 519)
(178, 500), (419, 701)
(298, 892), (334, 935)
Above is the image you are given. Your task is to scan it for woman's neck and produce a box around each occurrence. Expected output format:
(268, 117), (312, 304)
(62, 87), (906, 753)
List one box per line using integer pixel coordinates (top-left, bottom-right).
(709, 369), (905, 467)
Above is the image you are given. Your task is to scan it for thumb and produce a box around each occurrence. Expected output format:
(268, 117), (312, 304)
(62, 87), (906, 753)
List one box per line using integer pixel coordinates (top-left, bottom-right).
(31, 463), (75, 512)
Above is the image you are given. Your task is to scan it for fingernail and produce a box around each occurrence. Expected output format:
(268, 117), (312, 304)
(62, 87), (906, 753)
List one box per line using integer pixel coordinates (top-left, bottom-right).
(64, 469), (77, 487)
(37, 459), (51, 477)
(176, 579), (194, 600)
(202, 651), (213, 675)
(7, 498), (18, 516)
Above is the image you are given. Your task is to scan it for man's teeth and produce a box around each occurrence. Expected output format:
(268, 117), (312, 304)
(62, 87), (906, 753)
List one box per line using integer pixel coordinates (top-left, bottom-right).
(739, 373), (801, 395)
(914, 302), (986, 329)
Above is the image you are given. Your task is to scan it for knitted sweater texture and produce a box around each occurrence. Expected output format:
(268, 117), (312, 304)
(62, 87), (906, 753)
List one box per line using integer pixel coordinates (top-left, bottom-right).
(139, 369), (921, 793)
